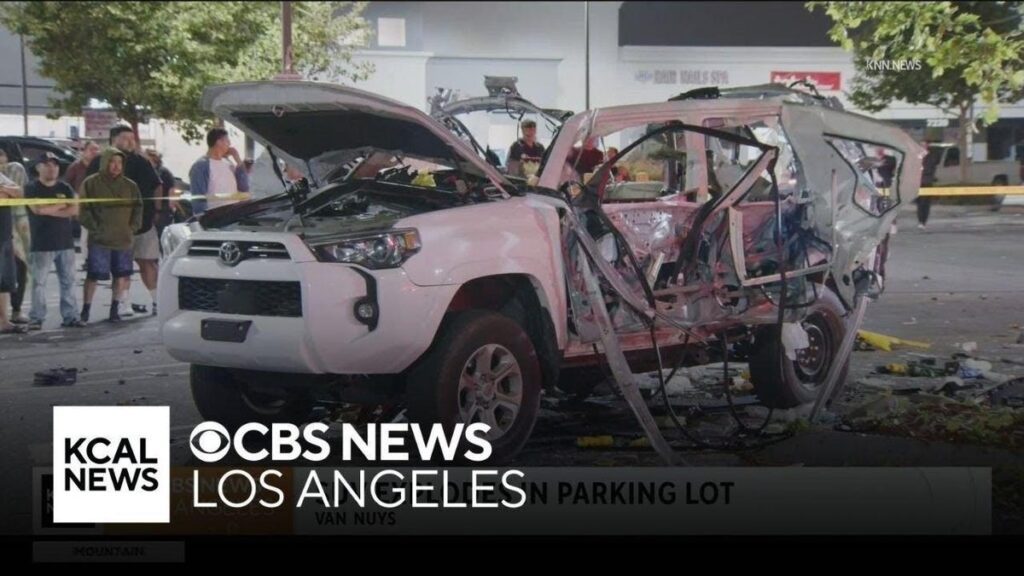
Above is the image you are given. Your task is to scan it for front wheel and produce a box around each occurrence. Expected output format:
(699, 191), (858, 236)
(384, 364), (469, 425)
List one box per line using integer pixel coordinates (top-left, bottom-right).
(748, 286), (850, 408)
(405, 310), (542, 464)
(190, 365), (315, 429)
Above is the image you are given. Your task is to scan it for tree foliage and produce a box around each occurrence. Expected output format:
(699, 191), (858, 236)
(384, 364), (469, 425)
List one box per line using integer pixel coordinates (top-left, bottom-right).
(808, 1), (1024, 122)
(1, 1), (374, 141)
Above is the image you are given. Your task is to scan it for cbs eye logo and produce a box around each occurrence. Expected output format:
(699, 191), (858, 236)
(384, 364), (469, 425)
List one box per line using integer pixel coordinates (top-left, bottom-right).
(190, 422), (231, 463)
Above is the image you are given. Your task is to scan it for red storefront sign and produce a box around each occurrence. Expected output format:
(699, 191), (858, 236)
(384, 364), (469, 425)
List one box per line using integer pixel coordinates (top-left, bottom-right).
(770, 71), (841, 91)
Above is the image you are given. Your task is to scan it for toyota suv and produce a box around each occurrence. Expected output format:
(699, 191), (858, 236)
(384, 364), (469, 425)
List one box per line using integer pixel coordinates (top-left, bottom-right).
(159, 81), (921, 462)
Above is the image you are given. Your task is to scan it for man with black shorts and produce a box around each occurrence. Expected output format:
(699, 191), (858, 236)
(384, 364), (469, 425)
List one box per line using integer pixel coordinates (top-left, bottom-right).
(78, 149), (141, 323)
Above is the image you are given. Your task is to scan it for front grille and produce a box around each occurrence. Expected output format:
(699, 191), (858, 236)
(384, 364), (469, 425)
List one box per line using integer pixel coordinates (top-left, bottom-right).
(187, 240), (290, 261)
(178, 277), (302, 317)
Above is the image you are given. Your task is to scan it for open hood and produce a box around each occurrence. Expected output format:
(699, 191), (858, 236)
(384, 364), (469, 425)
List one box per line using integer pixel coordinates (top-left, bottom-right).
(202, 81), (512, 193)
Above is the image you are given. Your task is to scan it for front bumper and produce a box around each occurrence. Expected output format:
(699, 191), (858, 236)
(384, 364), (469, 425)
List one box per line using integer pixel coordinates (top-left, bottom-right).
(158, 233), (458, 375)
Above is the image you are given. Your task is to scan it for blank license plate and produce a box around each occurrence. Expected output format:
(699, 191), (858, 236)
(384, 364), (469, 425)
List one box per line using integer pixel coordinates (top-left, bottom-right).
(201, 319), (252, 343)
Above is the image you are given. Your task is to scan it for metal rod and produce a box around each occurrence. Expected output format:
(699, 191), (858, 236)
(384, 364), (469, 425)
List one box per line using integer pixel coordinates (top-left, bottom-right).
(19, 34), (29, 136)
(584, 1), (590, 110)
(810, 296), (868, 422)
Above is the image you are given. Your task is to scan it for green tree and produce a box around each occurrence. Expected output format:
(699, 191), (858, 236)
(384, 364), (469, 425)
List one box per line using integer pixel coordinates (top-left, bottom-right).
(0, 1), (373, 142)
(808, 1), (1024, 181)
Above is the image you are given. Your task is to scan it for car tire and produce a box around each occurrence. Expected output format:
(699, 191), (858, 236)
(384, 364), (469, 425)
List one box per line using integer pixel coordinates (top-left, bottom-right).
(748, 285), (849, 409)
(405, 310), (542, 464)
(189, 364), (315, 429)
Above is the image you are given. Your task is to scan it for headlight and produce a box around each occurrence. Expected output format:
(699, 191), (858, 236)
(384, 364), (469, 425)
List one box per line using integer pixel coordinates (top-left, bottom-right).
(309, 229), (421, 269)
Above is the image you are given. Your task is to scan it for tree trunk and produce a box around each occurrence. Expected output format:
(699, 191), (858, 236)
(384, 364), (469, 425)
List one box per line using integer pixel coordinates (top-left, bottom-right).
(958, 102), (971, 183)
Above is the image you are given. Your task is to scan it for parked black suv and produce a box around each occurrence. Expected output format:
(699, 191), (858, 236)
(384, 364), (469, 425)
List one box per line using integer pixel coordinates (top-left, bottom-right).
(0, 136), (78, 178)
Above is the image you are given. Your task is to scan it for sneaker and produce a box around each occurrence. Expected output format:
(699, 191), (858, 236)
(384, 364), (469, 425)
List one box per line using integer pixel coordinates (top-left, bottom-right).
(10, 313), (28, 324)
(119, 301), (135, 317)
(917, 223), (926, 230)
(61, 319), (87, 328)
(108, 311), (122, 323)
(80, 308), (90, 323)
(131, 304), (148, 314)
(26, 321), (42, 331)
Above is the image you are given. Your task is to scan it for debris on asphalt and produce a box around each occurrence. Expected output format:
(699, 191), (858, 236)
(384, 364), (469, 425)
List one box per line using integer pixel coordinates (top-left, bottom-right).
(857, 329), (931, 352)
(990, 378), (1024, 408)
(842, 390), (1024, 449)
(876, 362), (945, 377)
(33, 368), (77, 386)
(860, 376), (941, 395)
(116, 396), (149, 406)
(939, 377), (968, 395)
(575, 435), (650, 449)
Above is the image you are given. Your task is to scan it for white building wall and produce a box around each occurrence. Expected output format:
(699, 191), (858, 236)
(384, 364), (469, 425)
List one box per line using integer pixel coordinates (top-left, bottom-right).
(354, 1), (1024, 124)
(350, 51), (433, 110)
(355, 1), (616, 112)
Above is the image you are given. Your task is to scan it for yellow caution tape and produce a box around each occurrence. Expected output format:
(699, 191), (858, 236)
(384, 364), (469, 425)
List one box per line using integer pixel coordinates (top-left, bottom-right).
(0, 193), (252, 207)
(918, 186), (1024, 197)
(879, 186), (1024, 197)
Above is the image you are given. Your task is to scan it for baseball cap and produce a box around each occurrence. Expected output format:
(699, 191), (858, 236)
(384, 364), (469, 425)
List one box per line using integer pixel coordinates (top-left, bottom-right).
(35, 151), (60, 166)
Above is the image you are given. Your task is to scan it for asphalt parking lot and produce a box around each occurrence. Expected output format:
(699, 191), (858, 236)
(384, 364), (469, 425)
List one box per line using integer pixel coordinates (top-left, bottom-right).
(2, 203), (1024, 533)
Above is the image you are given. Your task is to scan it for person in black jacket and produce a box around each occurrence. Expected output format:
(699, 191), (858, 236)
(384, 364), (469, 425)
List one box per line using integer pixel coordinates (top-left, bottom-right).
(144, 148), (176, 254)
(87, 125), (161, 316)
(918, 141), (939, 229)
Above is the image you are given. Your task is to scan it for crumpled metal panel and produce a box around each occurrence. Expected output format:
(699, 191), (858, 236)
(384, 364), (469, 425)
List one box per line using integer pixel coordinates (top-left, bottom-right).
(603, 203), (699, 263)
(781, 103), (922, 307)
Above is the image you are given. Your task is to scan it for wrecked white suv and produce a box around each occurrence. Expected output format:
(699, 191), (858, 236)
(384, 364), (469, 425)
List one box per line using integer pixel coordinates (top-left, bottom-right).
(159, 81), (921, 462)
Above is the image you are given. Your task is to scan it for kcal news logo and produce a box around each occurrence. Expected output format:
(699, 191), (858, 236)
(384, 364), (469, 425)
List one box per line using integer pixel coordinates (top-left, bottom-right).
(52, 406), (170, 523)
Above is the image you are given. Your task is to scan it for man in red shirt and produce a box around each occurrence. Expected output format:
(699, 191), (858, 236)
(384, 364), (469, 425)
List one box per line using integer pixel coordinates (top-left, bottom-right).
(567, 137), (605, 178)
(64, 140), (100, 194)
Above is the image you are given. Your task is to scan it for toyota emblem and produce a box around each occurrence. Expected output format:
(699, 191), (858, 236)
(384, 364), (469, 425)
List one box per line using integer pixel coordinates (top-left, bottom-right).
(219, 242), (243, 266)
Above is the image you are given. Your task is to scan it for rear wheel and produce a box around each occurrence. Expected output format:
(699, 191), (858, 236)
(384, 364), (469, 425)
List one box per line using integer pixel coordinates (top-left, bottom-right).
(190, 365), (315, 429)
(405, 310), (541, 463)
(749, 286), (849, 408)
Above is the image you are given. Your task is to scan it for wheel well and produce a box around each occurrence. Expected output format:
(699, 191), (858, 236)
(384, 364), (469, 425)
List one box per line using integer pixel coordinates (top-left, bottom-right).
(444, 275), (560, 390)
